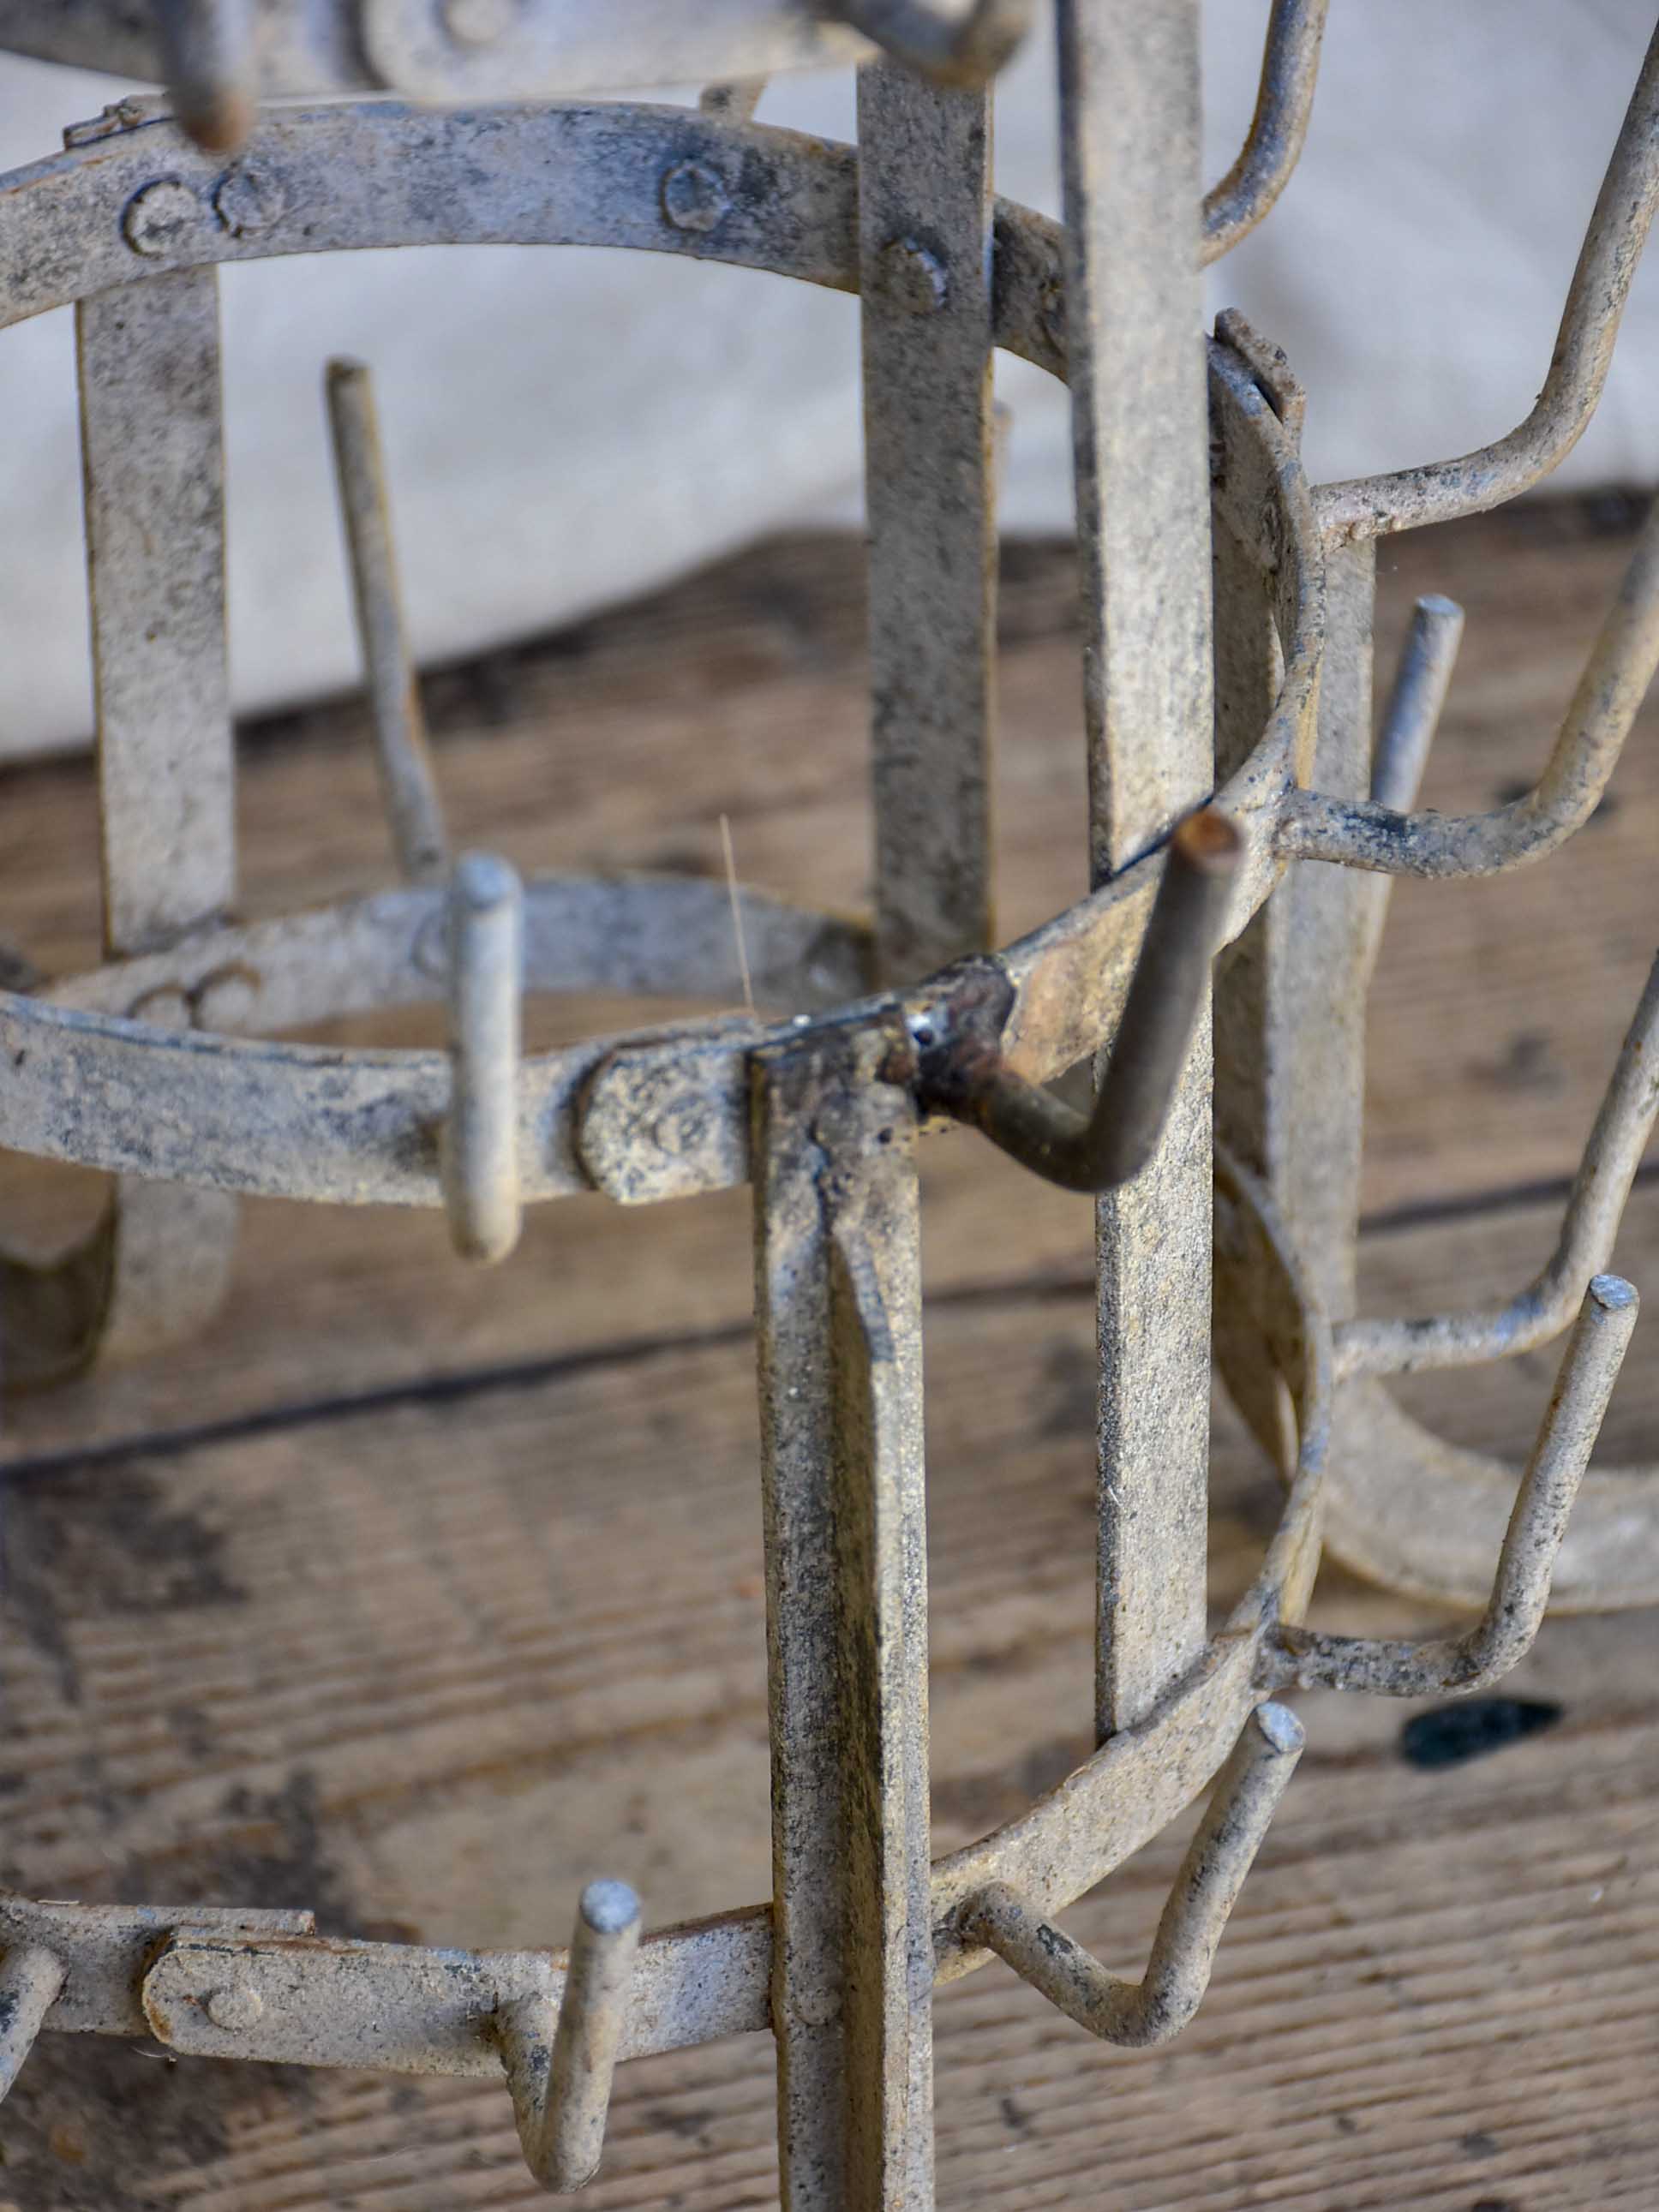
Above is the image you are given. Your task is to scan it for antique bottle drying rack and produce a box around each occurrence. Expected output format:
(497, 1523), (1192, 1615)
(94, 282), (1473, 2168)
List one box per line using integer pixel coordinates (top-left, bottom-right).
(0, 2), (1656, 2203)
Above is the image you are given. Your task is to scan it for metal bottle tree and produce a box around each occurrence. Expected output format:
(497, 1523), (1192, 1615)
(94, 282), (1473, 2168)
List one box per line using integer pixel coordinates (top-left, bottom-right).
(0, 3), (1655, 2205)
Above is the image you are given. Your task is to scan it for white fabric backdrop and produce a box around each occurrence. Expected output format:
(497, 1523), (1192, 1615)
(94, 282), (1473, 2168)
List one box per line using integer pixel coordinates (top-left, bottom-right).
(0, 0), (1655, 754)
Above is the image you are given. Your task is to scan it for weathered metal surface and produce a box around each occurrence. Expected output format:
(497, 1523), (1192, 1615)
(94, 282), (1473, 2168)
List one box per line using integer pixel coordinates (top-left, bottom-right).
(500, 1880), (642, 2191)
(835, 0), (1028, 90)
(75, 254), (244, 1370)
(153, 0), (258, 152)
(0, 8), (1656, 2203)
(963, 1701), (1304, 2048)
(751, 1023), (933, 2208)
(326, 357), (449, 885)
(1055, 0), (1216, 1741)
(79, 266), (233, 960)
(1282, 494), (1659, 877)
(1272, 1276), (1638, 1694)
(1342, 954), (1659, 1381)
(7, 0), (1018, 106)
(441, 853), (524, 1261)
(917, 810), (1240, 1193)
(138, 1908), (772, 2071)
(859, 61), (997, 984)
(0, 1947), (66, 2102)
(1317, 18), (1659, 542)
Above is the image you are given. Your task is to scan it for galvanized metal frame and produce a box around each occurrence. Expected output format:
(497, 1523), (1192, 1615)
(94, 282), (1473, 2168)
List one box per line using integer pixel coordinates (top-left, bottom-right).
(0, 3), (1655, 2203)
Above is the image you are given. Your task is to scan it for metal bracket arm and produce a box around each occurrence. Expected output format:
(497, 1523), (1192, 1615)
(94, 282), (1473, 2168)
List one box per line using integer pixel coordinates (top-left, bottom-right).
(962, 1702), (1304, 2048)
(1270, 1275), (1638, 1697)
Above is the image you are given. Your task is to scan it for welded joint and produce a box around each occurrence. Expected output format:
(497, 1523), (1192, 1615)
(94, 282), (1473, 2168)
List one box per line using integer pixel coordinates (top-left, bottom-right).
(914, 808), (1242, 1193)
(497, 1880), (642, 2192)
(1269, 1276), (1638, 1696)
(962, 1703), (1304, 2047)
(441, 852), (524, 1263)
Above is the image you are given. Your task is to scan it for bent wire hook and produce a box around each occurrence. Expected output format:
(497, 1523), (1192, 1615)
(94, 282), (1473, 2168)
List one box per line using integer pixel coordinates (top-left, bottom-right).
(919, 807), (1243, 1193)
(1272, 1274), (1639, 1697)
(964, 1701), (1304, 2048)
(498, 1880), (642, 2191)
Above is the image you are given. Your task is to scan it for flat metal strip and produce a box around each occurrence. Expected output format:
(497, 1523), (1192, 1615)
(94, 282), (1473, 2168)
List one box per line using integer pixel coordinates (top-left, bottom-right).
(1054, 0), (1215, 1737)
(858, 61), (997, 983)
(751, 1025), (933, 2208)
(76, 264), (240, 1362)
(79, 268), (234, 955)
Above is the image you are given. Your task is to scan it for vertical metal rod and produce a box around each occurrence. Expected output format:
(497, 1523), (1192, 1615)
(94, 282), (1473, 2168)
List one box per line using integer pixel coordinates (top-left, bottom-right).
(1209, 499), (1297, 1465)
(77, 265), (240, 1357)
(541, 1880), (641, 2191)
(751, 1026), (933, 2209)
(859, 60), (997, 983)
(1055, 0), (1216, 1737)
(0, 1946), (63, 2102)
(80, 270), (235, 959)
(1217, 539), (1380, 1356)
(442, 853), (524, 1264)
(326, 357), (449, 885)
(1371, 595), (1464, 812)
(1286, 541), (1377, 1321)
(151, 0), (256, 152)
(1357, 591), (1464, 982)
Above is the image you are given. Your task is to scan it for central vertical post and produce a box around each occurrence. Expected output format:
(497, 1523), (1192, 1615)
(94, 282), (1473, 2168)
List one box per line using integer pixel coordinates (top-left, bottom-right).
(1055, 0), (1217, 1737)
(859, 60), (997, 984)
(77, 263), (241, 1361)
(752, 1025), (933, 2209)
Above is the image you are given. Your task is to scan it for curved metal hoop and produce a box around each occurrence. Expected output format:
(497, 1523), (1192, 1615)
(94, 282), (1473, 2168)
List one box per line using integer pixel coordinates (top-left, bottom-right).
(0, 99), (1319, 1384)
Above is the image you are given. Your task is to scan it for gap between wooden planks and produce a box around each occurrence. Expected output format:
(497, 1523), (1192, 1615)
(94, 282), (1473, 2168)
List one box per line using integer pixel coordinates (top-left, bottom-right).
(0, 503), (1653, 2208)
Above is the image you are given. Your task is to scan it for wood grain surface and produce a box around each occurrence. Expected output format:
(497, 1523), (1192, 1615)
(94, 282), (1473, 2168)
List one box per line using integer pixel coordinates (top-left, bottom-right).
(0, 500), (1654, 2209)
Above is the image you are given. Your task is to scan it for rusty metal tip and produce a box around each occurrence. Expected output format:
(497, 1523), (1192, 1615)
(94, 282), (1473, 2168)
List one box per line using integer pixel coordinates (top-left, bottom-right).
(452, 852), (520, 911)
(1251, 1701), (1305, 1755)
(180, 92), (255, 157)
(1173, 808), (1244, 874)
(1588, 1271), (1638, 1312)
(578, 1880), (641, 1936)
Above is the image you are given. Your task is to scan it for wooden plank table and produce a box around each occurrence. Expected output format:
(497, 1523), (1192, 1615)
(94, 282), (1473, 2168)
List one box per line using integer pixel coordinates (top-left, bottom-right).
(0, 499), (1654, 2209)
